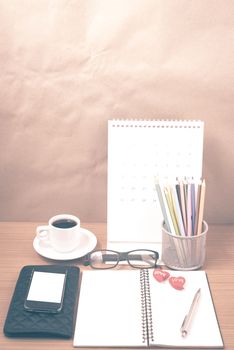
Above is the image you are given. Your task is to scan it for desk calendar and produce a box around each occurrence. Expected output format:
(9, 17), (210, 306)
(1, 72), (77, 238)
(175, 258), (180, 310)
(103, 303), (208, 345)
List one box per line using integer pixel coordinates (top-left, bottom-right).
(107, 119), (204, 253)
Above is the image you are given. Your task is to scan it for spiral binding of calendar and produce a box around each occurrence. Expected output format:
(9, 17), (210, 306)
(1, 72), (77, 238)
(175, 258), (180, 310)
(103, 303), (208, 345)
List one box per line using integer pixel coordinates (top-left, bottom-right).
(109, 119), (203, 129)
(140, 269), (154, 344)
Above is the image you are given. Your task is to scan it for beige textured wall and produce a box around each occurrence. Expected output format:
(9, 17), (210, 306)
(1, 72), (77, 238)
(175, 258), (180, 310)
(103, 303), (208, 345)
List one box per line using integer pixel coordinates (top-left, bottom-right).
(0, 0), (234, 224)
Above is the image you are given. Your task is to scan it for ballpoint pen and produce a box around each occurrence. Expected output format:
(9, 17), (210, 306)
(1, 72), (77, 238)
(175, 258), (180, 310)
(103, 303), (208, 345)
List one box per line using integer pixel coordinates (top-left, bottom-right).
(180, 288), (201, 337)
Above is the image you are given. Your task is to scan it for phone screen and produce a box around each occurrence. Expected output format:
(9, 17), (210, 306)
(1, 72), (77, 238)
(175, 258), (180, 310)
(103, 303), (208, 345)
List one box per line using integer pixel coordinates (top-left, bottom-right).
(24, 270), (67, 313)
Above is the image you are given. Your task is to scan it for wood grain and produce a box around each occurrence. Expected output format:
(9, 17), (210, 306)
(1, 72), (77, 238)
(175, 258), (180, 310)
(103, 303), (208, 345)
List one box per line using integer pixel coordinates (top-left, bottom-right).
(0, 222), (233, 349)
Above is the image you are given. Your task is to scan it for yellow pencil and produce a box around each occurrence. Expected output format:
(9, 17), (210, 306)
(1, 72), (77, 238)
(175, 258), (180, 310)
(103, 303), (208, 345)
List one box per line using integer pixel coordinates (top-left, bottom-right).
(164, 186), (180, 235)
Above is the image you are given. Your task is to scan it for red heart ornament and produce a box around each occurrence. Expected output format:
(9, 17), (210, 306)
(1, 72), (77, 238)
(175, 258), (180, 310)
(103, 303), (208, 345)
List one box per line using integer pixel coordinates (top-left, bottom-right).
(169, 276), (186, 290)
(153, 269), (170, 282)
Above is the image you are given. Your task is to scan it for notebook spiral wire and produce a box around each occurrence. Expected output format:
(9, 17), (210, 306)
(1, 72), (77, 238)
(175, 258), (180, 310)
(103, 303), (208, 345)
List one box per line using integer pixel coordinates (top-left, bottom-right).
(144, 269), (154, 342)
(140, 269), (154, 344)
(140, 270), (147, 343)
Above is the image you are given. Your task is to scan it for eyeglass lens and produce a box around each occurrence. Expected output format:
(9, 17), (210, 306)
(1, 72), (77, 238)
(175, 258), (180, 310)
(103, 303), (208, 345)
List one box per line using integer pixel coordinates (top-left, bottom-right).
(128, 250), (157, 268)
(90, 250), (119, 269)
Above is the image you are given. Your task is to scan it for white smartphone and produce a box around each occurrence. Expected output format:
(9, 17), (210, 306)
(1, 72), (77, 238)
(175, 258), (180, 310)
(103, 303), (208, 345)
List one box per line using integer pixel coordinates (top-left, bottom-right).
(24, 270), (67, 313)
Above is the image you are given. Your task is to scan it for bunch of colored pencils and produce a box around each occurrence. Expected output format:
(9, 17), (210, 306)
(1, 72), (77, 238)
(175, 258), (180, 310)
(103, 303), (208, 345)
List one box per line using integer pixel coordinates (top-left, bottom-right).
(155, 177), (206, 236)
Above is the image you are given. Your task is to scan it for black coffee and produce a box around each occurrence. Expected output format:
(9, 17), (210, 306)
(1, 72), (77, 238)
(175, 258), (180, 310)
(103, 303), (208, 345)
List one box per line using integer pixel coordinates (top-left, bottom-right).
(52, 219), (77, 229)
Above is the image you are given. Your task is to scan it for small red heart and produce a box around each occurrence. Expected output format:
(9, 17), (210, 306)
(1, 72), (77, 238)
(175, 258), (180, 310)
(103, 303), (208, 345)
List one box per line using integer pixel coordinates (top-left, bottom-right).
(153, 269), (170, 282)
(169, 276), (186, 290)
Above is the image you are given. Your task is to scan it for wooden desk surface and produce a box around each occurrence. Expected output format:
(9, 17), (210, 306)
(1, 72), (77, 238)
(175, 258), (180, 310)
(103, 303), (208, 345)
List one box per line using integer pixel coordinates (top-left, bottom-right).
(0, 222), (234, 350)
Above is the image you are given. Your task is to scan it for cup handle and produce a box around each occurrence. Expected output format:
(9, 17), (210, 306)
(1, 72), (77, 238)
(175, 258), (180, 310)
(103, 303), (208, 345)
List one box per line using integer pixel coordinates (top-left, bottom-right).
(36, 225), (50, 243)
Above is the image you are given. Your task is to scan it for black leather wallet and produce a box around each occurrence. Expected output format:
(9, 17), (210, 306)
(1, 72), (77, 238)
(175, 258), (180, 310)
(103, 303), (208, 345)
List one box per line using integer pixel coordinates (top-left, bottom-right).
(3, 265), (80, 338)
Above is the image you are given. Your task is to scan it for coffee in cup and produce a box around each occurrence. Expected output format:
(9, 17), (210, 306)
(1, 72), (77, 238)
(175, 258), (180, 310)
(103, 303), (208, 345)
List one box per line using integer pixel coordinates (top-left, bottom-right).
(52, 218), (78, 229)
(36, 214), (81, 253)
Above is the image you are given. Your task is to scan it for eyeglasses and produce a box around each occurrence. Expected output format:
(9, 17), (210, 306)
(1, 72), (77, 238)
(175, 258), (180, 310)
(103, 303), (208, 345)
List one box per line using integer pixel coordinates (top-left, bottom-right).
(83, 249), (159, 269)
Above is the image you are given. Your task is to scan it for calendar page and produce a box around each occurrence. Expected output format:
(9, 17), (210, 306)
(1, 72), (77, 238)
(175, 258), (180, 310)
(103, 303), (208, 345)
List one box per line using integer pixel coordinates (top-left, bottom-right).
(107, 120), (204, 253)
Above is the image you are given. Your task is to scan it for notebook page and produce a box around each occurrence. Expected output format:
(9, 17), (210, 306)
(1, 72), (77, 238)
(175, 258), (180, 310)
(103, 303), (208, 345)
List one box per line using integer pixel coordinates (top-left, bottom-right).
(148, 270), (223, 348)
(107, 120), (204, 253)
(73, 270), (145, 347)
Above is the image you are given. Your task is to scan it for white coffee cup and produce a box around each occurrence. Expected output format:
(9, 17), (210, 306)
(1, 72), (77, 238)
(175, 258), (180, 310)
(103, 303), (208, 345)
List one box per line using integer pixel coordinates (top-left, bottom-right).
(36, 214), (81, 253)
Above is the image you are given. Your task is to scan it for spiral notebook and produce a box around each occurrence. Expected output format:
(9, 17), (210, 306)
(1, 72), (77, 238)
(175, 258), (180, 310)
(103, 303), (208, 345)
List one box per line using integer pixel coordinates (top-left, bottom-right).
(73, 269), (223, 348)
(107, 119), (204, 253)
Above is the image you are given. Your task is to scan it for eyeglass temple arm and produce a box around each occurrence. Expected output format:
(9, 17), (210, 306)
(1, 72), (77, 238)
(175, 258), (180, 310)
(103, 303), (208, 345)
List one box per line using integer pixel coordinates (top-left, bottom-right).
(83, 255), (91, 266)
(82, 253), (127, 264)
(103, 253), (152, 262)
(102, 253), (128, 262)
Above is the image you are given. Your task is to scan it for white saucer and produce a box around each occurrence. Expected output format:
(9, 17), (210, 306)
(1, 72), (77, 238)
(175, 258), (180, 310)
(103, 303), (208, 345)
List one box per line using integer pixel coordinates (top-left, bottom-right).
(33, 227), (97, 261)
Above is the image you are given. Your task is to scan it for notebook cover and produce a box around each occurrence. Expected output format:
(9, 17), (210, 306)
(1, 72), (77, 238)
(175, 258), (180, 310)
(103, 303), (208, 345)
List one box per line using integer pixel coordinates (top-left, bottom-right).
(3, 265), (80, 338)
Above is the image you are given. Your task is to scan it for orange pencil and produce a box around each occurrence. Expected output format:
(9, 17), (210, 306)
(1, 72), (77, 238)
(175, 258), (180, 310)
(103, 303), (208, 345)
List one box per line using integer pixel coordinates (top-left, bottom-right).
(196, 179), (206, 235)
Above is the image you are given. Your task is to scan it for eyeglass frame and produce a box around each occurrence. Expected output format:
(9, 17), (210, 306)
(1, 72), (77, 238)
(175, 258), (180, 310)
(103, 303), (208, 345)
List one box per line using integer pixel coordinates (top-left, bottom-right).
(83, 249), (159, 269)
